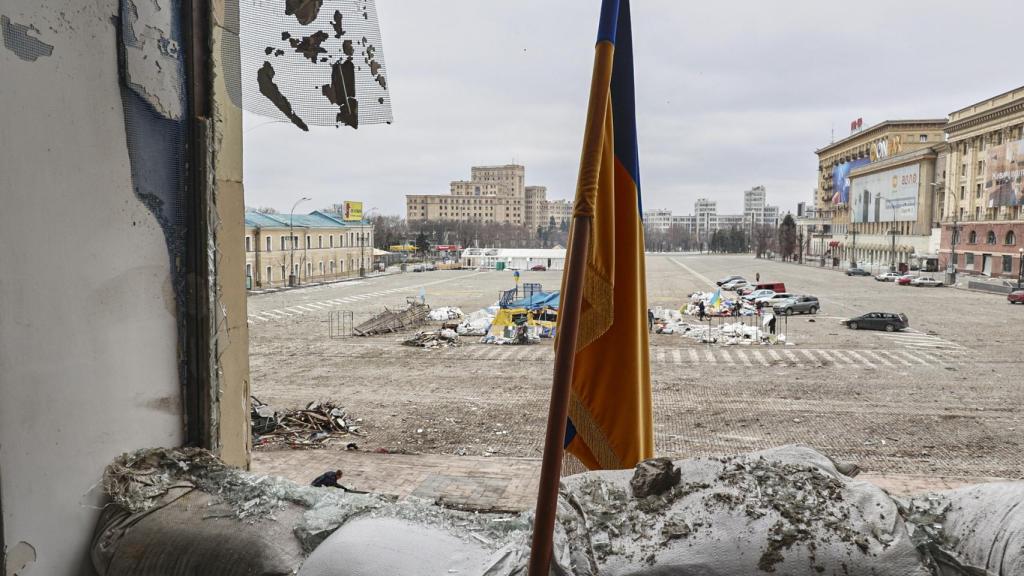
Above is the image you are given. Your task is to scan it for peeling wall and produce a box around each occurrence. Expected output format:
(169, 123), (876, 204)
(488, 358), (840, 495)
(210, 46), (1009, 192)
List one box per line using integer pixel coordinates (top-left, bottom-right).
(0, 3), (183, 574)
(212, 0), (252, 468)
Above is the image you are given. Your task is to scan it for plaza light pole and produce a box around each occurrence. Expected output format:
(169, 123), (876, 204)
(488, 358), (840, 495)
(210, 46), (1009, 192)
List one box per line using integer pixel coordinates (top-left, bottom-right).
(1018, 247), (1023, 289)
(931, 181), (960, 281)
(878, 192), (898, 272)
(289, 196), (311, 287)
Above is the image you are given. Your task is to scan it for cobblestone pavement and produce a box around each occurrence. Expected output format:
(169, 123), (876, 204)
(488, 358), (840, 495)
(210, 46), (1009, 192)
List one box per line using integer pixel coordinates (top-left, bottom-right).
(249, 254), (1024, 490)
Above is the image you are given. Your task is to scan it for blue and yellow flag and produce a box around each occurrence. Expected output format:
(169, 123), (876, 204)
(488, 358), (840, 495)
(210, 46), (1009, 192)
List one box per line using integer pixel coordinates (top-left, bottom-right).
(561, 0), (652, 470)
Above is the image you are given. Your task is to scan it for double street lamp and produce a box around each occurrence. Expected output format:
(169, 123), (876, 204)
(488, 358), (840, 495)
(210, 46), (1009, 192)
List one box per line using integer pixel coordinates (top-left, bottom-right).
(877, 192), (898, 272)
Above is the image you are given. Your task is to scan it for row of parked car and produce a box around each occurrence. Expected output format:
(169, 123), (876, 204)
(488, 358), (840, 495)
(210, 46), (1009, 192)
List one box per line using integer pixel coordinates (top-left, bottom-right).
(717, 273), (912, 331)
(846, 268), (944, 287)
(715, 275), (820, 316)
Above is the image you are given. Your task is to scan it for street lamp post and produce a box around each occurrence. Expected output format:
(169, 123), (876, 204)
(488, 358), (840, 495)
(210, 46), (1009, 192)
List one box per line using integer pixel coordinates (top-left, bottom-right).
(359, 227), (366, 277)
(878, 193), (898, 272)
(1018, 247), (1023, 289)
(289, 196), (311, 287)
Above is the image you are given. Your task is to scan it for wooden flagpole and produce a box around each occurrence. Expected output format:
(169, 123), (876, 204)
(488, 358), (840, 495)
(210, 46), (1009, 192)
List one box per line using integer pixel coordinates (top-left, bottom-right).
(527, 34), (615, 574)
(526, 215), (590, 576)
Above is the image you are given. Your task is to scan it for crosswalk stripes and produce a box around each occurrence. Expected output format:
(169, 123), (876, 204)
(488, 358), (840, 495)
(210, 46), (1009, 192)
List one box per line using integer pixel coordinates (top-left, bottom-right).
(783, 350), (798, 363)
(656, 350), (666, 364)
(767, 350), (782, 363)
(719, 349), (732, 364)
(735, 350), (752, 366)
(799, 349), (817, 363)
(845, 350), (874, 369)
(866, 350), (892, 367)
(704, 349), (717, 363)
(673, 350), (683, 364)
(752, 350), (768, 365)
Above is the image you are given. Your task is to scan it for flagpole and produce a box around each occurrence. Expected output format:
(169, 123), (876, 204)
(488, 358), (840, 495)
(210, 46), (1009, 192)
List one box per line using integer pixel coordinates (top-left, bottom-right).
(526, 215), (590, 576)
(527, 18), (616, 571)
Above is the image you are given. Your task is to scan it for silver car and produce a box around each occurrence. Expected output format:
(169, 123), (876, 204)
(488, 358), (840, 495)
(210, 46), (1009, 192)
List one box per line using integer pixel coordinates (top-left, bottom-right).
(773, 295), (820, 315)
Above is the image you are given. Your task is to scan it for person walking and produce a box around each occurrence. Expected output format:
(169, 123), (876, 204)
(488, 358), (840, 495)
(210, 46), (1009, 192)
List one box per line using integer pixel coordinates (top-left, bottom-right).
(697, 300), (706, 321)
(755, 272), (761, 283)
(768, 314), (777, 335)
(648, 309), (654, 332)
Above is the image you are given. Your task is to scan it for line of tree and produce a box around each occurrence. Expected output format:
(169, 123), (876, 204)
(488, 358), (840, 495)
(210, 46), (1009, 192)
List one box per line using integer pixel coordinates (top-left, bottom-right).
(365, 216), (570, 252)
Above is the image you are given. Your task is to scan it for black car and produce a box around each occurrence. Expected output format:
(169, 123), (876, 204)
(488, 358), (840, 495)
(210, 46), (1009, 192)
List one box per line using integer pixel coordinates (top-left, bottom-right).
(846, 268), (871, 276)
(773, 295), (820, 315)
(843, 312), (909, 332)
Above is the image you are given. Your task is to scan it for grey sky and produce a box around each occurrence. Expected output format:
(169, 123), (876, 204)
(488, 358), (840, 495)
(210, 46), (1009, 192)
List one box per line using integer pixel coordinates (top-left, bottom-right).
(243, 0), (1023, 217)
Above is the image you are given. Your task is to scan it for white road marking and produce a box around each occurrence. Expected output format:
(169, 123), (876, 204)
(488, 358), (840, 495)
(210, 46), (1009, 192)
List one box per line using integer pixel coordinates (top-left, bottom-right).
(865, 350), (893, 367)
(800, 349), (818, 363)
(783, 350), (798, 363)
(656, 350), (666, 364)
(667, 257), (717, 288)
(735, 350), (752, 366)
(768, 350), (782, 362)
(688, 349), (699, 363)
(704, 349), (716, 363)
(719, 349), (733, 364)
(673, 350), (683, 364)
(846, 350), (875, 369)
(900, 351), (929, 365)
(752, 350), (769, 365)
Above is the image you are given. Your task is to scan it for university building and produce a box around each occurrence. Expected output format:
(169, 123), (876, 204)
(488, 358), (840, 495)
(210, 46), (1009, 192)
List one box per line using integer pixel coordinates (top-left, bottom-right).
(244, 211), (375, 289)
(939, 86), (1024, 282)
(406, 164), (571, 230)
(814, 119), (948, 269)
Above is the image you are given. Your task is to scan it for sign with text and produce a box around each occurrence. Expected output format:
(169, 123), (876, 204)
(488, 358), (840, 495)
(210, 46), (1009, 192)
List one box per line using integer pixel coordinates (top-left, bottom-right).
(850, 164), (920, 223)
(984, 139), (1024, 207)
(343, 201), (363, 221)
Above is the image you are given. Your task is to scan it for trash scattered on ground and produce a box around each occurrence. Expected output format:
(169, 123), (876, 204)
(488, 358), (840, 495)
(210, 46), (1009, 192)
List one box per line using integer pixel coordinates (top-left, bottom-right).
(252, 399), (363, 450)
(353, 298), (431, 336)
(456, 308), (495, 336)
(428, 307), (464, 321)
(402, 329), (461, 349)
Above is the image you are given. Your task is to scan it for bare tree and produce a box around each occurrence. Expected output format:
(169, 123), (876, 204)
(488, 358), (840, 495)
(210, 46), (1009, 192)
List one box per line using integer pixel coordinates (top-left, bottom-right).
(778, 214), (797, 261)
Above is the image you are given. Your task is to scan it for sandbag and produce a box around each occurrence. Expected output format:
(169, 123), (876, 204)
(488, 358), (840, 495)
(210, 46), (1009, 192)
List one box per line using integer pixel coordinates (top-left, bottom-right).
(92, 487), (306, 576)
(902, 482), (1024, 575)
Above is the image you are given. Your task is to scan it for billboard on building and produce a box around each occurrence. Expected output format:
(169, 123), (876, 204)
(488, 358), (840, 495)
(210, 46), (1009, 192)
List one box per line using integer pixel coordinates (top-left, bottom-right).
(831, 157), (870, 204)
(343, 201), (363, 221)
(850, 164), (920, 223)
(984, 139), (1024, 207)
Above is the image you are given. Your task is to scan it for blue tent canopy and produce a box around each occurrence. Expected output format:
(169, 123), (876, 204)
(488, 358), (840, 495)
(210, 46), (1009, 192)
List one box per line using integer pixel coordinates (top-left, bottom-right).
(510, 291), (560, 310)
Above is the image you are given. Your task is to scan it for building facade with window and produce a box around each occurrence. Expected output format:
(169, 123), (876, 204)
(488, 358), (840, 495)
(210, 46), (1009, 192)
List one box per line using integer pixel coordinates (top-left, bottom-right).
(939, 86), (1024, 281)
(815, 119), (948, 269)
(406, 165), (571, 230)
(244, 211), (375, 289)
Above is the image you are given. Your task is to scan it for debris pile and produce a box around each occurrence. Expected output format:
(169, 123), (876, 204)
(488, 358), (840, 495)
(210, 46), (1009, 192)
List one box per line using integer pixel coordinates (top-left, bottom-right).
(402, 329), (461, 349)
(456, 308), (495, 336)
(427, 307), (464, 321)
(252, 399), (363, 449)
(682, 290), (758, 317)
(353, 299), (431, 336)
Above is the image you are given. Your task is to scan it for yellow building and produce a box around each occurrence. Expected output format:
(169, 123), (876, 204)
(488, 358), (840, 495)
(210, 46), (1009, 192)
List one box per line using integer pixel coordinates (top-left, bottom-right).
(244, 211), (374, 289)
(940, 86), (1024, 280)
(407, 164), (569, 230)
(815, 119), (947, 268)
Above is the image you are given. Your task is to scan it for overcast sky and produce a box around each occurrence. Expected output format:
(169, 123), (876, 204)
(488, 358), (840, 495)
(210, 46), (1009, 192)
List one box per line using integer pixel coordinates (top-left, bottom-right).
(243, 0), (1023, 217)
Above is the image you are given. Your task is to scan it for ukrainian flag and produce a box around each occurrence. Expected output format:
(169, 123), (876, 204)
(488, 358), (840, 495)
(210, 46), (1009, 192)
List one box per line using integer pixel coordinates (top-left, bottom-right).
(560, 0), (652, 470)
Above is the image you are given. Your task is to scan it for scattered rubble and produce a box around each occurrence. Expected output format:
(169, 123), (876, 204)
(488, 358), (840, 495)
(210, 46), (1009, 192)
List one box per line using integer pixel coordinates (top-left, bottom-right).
(402, 329), (461, 349)
(252, 399), (363, 450)
(353, 299), (431, 336)
(427, 307), (464, 321)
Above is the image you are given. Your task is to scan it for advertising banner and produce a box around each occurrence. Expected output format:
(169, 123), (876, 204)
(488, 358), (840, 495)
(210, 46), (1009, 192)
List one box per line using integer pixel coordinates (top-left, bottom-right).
(343, 201), (363, 221)
(831, 157), (870, 204)
(850, 164), (920, 223)
(984, 139), (1024, 207)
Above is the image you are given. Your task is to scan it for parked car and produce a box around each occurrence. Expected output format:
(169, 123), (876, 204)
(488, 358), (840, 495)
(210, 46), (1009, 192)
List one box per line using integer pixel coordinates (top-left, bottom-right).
(846, 268), (871, 276)
(895, 274), (915, 285)
(1008, 290), (1024, 304)
(425, 263), (437, 271)
(875, 272), (902, 282)
(773, 295), (820, 315)
(530, 264), (547, 271)
(757, 292), (796, 307)
(910, 276), (942, 287)
(843, 312), (909, 332)
(722, 279), (749, 291)
(717, 275), (744, 286)
(751, 282), (786, 293)
(742, 289), (775, 302)
(412, 265), (425, 272)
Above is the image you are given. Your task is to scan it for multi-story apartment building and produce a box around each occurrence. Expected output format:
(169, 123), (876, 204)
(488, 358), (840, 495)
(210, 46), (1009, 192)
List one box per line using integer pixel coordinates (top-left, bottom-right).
(939, 86), (1024, 282)
(244, 211), (374, 289)
(815, 119), (948, 269)
(743, 186), (780, 227)
(524, 185), (549, 230)
(407, 165), (571, 230)
(547, 199), (573, 227)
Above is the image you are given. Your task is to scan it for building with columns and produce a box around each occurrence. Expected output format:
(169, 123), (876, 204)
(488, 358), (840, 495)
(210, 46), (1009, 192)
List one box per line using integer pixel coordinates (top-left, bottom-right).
(815, 119), (947, 270)
(938, 86), (1024, 283)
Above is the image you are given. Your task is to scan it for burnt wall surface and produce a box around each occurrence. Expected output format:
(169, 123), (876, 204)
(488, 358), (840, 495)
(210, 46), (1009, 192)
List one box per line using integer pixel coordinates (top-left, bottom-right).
(1, 2), (186, 574)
